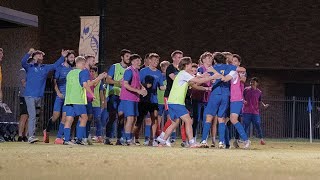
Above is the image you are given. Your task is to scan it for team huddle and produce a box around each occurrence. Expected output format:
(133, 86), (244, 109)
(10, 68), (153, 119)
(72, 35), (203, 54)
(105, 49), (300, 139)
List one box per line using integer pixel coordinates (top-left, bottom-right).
(18, 48), (269, 149)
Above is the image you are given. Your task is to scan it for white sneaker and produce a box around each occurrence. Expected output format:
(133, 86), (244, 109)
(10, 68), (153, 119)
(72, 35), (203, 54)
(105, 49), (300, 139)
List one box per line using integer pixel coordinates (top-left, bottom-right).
(64, 141), (76, 145)
(218, 142), (225, 149)
(152, 140), (159, 147)
(243, 140), (251, 149)
(156, 136), (166, 145)
(233, 140), (240, 148)
(144, 140), (150, 146)
(200, 140), (209, 148)
(28, 136), (39, 143)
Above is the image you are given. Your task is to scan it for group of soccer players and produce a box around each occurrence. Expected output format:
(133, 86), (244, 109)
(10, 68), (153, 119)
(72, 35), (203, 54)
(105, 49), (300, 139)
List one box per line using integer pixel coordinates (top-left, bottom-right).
(17, 48), (269, 149)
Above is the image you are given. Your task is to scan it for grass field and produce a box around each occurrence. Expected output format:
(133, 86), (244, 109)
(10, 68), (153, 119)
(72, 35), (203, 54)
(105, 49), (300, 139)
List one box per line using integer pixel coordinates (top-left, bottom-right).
(1, 138), (320, 180)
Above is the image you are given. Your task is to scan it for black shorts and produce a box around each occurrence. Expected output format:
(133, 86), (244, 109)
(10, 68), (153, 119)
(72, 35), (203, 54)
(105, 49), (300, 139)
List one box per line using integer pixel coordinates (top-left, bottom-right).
(19, 97), (28, 115)
(138, 102), (159, 116)
(185, 98), (193, 118)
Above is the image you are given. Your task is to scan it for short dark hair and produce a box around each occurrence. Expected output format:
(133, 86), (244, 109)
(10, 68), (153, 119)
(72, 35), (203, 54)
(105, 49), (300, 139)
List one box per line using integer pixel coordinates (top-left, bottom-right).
(66, 50), (76, 58)
(233, 54), (242, 63)
(90, 66), (98, 72)
(214, 52), (226, 64)
(32, 50), (45, 58)
(85, 55), (95, 60)
(129, 54), (141, 63)
(178, 57), (192, 70)
(191, 63), (198, 69)
(171, 50), (183, 58)
(148, 53), (160, 59)
(121, 49), (132, 57)
(251, 77), (259, 83)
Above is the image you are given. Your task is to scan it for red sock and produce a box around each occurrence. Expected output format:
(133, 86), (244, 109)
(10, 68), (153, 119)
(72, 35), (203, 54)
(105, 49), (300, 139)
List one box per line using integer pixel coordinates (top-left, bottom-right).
(163, 120), (172, 132)
(181, 123), (186, 142)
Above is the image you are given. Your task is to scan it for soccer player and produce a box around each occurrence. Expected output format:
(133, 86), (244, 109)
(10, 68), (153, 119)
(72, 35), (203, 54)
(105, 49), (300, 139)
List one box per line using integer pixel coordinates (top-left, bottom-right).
(157, 57), (221, 148)
(191, 52), (213, 141)
(43, 50), (75, 144)
(242, 77), (269, 145)
(17, 67), (29, 142)
(120, 54), (147, 145)
(82, 55), (100, 144)
(63, 56), (106, 145)
(156, 61), (170, 136)
(220, 54), (250, 149)
(137, 53), (166, 146)
(161, 50), (183, 145)
(105, 49), (131, 145)
(200, 52), (244, 148)
(22, 48), (67, 143)
(90, 66), (105, 143)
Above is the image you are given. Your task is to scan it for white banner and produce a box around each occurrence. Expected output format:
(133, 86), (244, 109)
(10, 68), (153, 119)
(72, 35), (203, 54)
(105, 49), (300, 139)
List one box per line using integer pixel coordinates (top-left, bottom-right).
(79, 16), (100, 62)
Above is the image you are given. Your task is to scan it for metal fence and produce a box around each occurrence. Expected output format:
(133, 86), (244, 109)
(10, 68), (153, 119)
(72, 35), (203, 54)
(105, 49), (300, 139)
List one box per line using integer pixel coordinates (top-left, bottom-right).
(3, 86), (320, 139)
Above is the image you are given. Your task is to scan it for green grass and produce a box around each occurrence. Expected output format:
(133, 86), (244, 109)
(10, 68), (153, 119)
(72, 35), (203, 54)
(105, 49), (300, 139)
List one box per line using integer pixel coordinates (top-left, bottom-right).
(1, 138), (320, 180)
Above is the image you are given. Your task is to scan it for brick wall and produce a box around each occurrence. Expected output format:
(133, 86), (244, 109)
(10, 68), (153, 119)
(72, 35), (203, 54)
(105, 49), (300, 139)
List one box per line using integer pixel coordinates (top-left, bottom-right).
(1, 0), (320, 95)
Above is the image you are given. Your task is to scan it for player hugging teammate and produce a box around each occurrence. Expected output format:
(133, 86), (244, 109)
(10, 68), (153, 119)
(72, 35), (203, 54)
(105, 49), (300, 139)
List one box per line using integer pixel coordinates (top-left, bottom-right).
(19, 48), (268, 149)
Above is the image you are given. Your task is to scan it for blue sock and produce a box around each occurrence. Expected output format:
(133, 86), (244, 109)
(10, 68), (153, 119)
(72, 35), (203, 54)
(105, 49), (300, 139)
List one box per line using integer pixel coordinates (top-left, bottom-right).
(225, 125), (230, 146)
(234, 122), (248, 141)
(64, 128), (71, 142)
(95, 118), (102, 136)
(76, 125), (82, 141)
(201, 122), (211, 141)
(218, 123), (226, 144)
(81, 126), (86, 139)
(57, 123), (64, 138)
(125, 133), (131, 141)
(145, 125), (151, 140)
(171, 131), (176, 140)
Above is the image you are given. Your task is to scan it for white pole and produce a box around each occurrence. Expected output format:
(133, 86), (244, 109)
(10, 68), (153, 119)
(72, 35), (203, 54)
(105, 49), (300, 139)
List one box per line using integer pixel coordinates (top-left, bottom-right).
(309, 112), (313, 143)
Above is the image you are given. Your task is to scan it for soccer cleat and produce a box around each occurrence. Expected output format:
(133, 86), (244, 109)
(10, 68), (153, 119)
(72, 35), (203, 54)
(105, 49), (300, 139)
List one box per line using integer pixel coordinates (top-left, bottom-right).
(84, 138), (93, 145)
(152, 140), (159, 147)
(63, 141), (76, 145)
(233, 140), (240, 149)
(143, 140), (150, 146)
(76, 139), (86, 145)
(156, 136), (166, 145)
(170, 139), (176, 143)
(28, 136), (39, 144)
(244, 140), (251, 149)
(116, 139), (124, 146)
(260, 139), (266, 145)
(135, 140), (141, 146)
(104, 138), (113, 145)
(22, 136), (28, 142)
(218, 142), (225, 149)
(0, 137), (5, 143)
(189, 143), (200, 148)
(43, 130), (49, 143)
(17, 136), (23, 142)
(181, 141), (189, 148)
(211, 141), (216, 148)
(96, 136), (103, 143)
(54, 138), (64, 145)
(200, 140), (209, 148)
